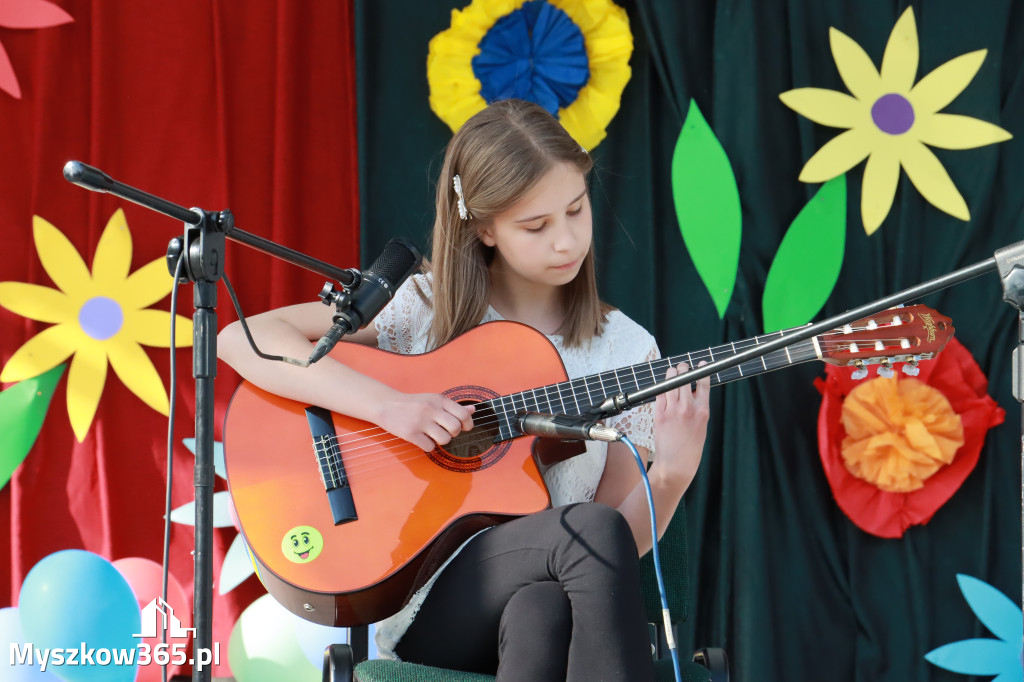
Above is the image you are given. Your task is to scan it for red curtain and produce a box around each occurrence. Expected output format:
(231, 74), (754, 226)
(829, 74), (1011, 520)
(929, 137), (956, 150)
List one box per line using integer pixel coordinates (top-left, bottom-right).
(0, 0), (359, 674)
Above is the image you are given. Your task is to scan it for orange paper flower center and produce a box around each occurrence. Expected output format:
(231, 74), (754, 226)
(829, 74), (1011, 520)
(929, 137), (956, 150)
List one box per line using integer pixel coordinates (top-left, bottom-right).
(839, 377), (964, 493)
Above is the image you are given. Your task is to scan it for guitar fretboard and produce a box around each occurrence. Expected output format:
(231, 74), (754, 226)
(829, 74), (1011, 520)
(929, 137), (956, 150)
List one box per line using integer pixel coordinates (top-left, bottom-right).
(485, 329), (820, 441)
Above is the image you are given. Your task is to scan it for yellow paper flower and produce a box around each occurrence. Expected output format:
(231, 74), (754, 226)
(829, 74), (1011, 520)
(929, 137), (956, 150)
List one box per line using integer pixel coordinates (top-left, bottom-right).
(427, 0), (632, 150)
(0, 210), (192, 441)
(780, 7), (1012, 234)
(840, 376), (964, 493)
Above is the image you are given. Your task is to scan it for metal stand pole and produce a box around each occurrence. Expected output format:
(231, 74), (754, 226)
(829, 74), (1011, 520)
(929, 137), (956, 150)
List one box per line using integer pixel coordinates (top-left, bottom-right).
(993, 242), (1024, 673)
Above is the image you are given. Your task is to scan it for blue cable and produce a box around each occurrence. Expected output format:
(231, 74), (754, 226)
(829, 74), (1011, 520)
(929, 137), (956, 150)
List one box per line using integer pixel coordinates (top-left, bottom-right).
(621, 435), (682, 682)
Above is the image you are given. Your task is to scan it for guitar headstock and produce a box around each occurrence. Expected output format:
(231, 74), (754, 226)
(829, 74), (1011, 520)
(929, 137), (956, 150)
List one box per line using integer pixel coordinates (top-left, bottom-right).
(818, 304), (954, 378)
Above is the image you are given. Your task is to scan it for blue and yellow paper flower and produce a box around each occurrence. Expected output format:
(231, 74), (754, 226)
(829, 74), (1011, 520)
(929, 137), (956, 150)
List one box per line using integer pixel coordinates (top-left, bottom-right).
(427, 0), (632, 150)
(0, 210), (192, 441)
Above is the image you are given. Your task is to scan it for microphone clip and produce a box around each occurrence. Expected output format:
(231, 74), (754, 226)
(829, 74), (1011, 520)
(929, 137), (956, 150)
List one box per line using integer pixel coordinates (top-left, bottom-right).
(518, 412), (623, 443)
(317, 273), (362, 332)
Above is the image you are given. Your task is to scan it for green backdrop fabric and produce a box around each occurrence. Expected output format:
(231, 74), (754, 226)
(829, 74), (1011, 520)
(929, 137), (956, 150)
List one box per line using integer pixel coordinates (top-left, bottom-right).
(354, 1), (1023, 679)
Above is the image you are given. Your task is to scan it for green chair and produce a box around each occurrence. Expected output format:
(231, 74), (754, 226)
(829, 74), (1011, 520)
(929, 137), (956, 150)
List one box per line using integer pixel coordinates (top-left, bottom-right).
(323, 500), (728, 682)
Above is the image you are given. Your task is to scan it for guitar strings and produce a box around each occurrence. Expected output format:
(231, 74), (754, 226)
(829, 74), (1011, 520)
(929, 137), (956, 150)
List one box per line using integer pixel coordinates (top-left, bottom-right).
(324, 332), (910, 454)
(311, 334), (920, 480)
(323, 347), (784, 460)
(321, 333), (916, 463)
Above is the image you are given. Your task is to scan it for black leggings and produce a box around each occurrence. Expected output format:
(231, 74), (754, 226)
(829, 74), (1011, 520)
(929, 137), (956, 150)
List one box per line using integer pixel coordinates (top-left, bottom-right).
(394, 503), (655, 682)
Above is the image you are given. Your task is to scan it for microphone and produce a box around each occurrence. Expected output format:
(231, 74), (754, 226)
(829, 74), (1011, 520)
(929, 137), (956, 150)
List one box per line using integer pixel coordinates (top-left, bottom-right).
(308, 238), (422, 364)
(518, 413), (623, 443)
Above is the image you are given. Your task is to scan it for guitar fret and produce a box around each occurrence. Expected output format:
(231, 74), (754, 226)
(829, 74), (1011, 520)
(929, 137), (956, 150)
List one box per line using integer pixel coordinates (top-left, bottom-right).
(731, 341), (744, 376)
(753, 337), (768, 370)
(510, 392), (526, 421)
(569, 379), (583, 414)
(779, 330), (793, 364)
(527, 387), (541, 413)
(547, 383), (565, 414)
(496, 396), (513, 440)
(583, 374), (599, 408)
(609, 369), (621, 394)
(545, 384), (556, 413)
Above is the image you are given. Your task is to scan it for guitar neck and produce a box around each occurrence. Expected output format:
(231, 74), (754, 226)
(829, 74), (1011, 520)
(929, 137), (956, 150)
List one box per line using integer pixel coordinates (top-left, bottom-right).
(487, 329), (820, 439)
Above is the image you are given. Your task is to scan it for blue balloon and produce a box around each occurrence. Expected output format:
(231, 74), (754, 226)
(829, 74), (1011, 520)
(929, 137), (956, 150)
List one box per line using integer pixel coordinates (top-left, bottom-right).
(0, 607), (63, 681)
(18, 550), (141, 682)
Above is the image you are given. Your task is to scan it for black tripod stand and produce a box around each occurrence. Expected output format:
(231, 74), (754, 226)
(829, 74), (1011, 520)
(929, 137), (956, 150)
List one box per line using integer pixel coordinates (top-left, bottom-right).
(63, 161), (362, 682)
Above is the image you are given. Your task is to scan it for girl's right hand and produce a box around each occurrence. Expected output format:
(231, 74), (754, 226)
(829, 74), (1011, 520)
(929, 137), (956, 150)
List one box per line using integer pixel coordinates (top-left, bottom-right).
(375, 393), (475, 452)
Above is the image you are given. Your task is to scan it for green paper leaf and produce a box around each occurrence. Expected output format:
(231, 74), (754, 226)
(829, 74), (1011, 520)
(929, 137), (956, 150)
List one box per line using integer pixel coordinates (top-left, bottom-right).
(671, 99), (742, 318)
(762, 175), (847, 333)
(0, 363), (65, 488)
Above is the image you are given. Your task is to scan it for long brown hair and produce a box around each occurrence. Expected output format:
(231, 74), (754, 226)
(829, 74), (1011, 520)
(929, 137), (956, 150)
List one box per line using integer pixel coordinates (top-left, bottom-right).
(427, 99), (607, 349)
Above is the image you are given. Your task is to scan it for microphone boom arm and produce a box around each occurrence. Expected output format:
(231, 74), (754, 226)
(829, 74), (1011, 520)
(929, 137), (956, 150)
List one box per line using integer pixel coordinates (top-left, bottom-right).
(590, 254), (1000, 419)
(63, 160), (358, 286)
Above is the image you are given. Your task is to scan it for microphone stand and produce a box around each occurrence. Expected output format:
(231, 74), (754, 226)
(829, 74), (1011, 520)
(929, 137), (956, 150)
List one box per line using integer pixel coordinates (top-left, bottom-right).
(62, 161), (359, 682)
(590, 241), (1024, 649)
(994, 243), (1024, 639)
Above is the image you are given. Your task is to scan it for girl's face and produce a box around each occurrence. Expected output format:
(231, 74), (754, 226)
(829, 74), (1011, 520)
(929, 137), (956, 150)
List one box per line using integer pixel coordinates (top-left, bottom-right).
(477, 161), (592, 290)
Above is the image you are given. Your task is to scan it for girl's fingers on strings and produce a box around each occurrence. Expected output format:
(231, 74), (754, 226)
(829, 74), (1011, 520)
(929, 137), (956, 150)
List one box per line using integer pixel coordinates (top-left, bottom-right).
(411, 432), (437, 452)
(688, 361), (712, 421)
(656, 363), (682, 415)
(436, 411), (463, 437)
(446, 400), (476, 432)
(426, 423), (455, 448)
(670, 363), (690, 402)
(694, 360), (711, 395)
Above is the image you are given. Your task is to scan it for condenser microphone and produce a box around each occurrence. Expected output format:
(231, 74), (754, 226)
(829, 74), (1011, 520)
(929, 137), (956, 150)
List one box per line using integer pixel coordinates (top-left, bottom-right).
(308, 238), (422, 364)
(518, 413), (623, 443)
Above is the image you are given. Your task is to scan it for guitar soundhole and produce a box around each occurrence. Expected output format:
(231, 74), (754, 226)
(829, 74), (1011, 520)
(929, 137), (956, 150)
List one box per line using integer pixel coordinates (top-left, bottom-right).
(429, 386), (510, 473)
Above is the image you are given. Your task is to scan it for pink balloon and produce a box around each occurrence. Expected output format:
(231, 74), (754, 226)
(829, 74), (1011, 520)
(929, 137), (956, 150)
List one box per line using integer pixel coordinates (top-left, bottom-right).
(112, 558), (191, 682)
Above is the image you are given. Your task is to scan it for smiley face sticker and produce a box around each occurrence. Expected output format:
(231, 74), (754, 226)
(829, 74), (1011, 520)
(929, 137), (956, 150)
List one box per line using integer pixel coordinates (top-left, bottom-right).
(282, 526), (324, 563)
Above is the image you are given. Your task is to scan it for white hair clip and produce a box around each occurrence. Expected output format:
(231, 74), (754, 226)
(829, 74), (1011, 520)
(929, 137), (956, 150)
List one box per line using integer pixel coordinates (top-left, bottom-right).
(580, 145), (588, 154)
(453, 174), (471, 220)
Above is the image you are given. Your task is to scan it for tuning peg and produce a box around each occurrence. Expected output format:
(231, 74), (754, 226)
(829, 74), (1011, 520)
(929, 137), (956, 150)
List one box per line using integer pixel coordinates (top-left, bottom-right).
(901, 357), (920, 376)
(877, 359), (895, 379)
(851, 361), (868, 380)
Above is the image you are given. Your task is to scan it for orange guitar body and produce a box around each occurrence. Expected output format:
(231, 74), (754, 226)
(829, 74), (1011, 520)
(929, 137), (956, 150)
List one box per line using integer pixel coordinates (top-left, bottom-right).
(224, 322), (566, 626)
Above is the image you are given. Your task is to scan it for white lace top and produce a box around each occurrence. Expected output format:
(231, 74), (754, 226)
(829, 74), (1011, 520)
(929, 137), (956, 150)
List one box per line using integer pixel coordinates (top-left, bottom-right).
(372, 273), (659, 659)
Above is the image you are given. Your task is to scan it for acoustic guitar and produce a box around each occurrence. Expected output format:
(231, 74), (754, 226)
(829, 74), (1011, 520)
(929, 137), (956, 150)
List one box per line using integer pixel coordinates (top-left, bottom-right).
(223, 305), (953, 626)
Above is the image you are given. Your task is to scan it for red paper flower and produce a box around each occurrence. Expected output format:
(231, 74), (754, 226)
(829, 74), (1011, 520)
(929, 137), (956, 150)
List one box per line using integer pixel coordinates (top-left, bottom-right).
(0, 0), (74, 99)
(815, 337), (1005, 538)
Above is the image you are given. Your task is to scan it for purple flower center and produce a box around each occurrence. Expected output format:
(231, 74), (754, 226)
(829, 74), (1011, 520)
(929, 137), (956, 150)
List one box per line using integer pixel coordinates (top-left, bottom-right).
(78, 296), (123, 340)
(871, 93), (915, 135)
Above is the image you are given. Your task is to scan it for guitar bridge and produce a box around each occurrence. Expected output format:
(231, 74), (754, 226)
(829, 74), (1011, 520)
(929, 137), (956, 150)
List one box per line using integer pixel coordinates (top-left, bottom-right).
(305, 406), (358, 526)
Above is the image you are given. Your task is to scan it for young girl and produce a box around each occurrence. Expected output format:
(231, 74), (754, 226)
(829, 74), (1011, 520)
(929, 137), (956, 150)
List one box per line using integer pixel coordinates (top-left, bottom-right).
(218, 98), (711, 681)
